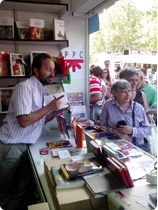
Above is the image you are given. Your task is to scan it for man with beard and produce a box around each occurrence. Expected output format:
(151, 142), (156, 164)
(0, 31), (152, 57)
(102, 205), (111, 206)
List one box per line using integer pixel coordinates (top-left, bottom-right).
(0, 53), (70, 210)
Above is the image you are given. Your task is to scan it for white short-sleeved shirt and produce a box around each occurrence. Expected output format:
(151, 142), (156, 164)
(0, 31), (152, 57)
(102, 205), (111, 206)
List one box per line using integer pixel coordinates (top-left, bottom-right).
(0, 76), (48, 144)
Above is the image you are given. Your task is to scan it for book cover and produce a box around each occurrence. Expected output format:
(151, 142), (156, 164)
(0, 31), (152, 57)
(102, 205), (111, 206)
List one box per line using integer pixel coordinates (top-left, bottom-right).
(47, 140), (72, 149)
(119, 148), (143, 157)
(72, 117), (77, 141)
(0, 51), (10, 76)
(53, 19), (65, 40)
(106, 157), (129, 188)
(75, 124), (83, 148)
(16, 21), (29, 40)
(85, 132), (95, 153)
(10, 53), (25, 76)
(89, 140), (102, 161)
(112, 157), (134, 187)
(0, 17), (14, 39)
(83, 169), (124, 195)
(112, 139), (135, 150)
(60, 158), (103, 180)
(30, 18), (44, 40)
(51, 166), (84, 189)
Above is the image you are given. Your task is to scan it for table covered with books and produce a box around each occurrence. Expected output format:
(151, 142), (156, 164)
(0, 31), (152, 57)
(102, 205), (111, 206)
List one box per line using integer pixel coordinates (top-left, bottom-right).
(28, 120), (157, 210)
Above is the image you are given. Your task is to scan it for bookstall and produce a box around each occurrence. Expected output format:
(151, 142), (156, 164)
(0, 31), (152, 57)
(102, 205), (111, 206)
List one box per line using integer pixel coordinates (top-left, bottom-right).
(28, 119), (157, 210)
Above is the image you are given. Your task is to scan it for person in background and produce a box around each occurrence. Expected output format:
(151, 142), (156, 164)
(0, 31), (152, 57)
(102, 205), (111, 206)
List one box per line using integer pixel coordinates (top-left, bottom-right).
(89, 64), (95, 71)
(119, 67), (148, 112)
(140, 68), (147, 80)
(153, 70), (157, 89)
(102, 68), (112, 100)
(147, 68), (153, 85)
(104, 59), (115, 82)
(0, 53), (70, 210)
(100, 80), (151, 153)
(138, 69), (157, 108)
(89, 66), (104, 121)
(1, 89), (12, 112)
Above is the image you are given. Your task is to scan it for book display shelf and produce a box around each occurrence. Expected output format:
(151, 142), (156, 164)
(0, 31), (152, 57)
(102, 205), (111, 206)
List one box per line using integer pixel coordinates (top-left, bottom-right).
(0, 0), (69, 80)
(0, 1), (70, 116)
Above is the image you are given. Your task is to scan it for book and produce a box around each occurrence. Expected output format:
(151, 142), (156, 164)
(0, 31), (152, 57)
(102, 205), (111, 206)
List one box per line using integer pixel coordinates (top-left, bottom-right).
(72, 117), (77, 141)
(119, 147), (143, 158)
(106, 157), (129, 188)
(16, 21), (29, 40)
(51, 166), (84, 189)
(44, 92), (68, 110)
(85, 132), (95, 153)
(111, 157), (134, 187)
(10, 53), (25, 76)
(0, 51), (10, 76)
(0, 17), (14, 39)
(30, 18), (44, 40)
(75, 124), (83, 148)
(47, 140), (72, 150)
(83, 168), (124, 195)
(89, 140), (102, 161)
(60, 158), (103, 180)
(111, 139), (135, 150)
(53, 19), (65, 40)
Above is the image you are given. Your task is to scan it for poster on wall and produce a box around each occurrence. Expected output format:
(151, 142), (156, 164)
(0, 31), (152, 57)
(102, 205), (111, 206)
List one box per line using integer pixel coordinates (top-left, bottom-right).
(0, 87), (14, 113)
(63, 50), (84, 80)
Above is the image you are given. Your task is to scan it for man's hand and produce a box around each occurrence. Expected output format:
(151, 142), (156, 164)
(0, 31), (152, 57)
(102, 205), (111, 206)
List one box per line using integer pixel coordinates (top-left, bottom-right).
(55, 102), (71, 114)
(117, 125), (133, 135)
(46, 95), (64, 112)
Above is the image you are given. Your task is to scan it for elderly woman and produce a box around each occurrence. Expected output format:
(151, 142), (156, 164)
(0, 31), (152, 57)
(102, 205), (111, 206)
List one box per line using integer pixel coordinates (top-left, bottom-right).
(100, 80), (151, 153)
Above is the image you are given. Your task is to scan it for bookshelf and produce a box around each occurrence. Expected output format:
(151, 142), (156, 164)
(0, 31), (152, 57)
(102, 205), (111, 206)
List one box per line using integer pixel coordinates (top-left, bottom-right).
(0, 1), (70, 117)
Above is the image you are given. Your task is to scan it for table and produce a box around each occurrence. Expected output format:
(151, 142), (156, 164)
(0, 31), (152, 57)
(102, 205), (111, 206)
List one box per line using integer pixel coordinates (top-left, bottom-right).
(28, 121), (156, 210)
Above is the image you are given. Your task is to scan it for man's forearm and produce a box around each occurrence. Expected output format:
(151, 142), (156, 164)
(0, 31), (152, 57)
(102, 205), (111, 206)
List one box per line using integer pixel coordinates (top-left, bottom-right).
(17, 106), (51, 128)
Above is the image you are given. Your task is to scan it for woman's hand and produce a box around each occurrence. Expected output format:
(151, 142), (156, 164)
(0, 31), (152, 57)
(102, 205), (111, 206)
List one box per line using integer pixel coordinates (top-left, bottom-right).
(117, 125), (133, 135)
(112, 128), (130, 141)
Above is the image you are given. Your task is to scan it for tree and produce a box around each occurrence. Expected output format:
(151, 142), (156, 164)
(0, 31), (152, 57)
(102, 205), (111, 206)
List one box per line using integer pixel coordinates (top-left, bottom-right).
(90, 0), (157, 63)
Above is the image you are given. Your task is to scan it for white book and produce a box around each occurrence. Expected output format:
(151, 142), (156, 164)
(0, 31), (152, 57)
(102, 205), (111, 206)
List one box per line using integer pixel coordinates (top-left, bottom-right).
(44, 92), (68, 110)
(53, 19), (65, 40)
(0, 17), (14, 39)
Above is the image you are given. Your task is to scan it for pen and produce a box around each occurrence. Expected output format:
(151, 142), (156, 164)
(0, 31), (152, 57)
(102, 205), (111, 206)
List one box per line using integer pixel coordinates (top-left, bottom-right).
(53, 95), (56, 99)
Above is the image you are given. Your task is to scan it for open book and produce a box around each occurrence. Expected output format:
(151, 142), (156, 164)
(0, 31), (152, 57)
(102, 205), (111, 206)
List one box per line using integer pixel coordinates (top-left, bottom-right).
(44, 92), (68, 110)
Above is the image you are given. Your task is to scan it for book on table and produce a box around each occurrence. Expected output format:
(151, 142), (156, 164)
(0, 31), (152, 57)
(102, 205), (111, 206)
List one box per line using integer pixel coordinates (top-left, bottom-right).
(51, 166), (84, 190)
(60, 158), (103, 180)
(111, 156), (134, 187)
(106, 157), (129, 188)
(83, 168), (124, 196)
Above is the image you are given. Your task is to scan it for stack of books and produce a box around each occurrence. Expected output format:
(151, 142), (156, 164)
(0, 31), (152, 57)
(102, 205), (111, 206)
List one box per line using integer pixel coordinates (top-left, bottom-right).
(106, 156), (134, 188)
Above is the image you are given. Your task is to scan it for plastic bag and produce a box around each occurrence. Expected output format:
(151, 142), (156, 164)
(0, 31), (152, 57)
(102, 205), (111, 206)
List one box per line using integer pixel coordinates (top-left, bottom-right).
(147, 117), (157, 157)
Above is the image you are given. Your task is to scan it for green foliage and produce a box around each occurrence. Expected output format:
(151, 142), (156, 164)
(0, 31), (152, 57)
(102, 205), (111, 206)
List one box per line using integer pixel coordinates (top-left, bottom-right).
(90, 0), (157, 63)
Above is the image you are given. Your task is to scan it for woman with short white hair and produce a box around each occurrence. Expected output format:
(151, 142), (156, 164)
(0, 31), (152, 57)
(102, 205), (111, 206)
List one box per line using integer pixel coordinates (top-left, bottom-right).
(100, 79), (151, 153)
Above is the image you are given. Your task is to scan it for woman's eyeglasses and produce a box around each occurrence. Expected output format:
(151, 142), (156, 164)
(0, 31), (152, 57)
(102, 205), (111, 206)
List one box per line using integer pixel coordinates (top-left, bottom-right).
(103, 71), (108, 74)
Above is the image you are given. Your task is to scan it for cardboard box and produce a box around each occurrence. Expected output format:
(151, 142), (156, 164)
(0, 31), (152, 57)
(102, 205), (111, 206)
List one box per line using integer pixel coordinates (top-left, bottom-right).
(44, 159), (108, 210)
(28, 202), (49, 210)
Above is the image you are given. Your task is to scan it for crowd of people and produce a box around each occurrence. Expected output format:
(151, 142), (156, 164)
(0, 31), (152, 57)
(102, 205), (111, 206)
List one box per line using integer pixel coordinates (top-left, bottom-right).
(89, 61), (157, 153)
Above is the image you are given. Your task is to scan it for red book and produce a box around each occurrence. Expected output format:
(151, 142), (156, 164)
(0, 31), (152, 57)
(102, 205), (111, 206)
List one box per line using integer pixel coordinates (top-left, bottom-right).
(112, 157), (134, 188)
(75, 124), (83, 148)
(30, 19), (44, 40)
(106, 157), (129, 188)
